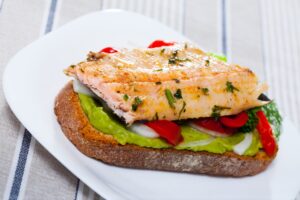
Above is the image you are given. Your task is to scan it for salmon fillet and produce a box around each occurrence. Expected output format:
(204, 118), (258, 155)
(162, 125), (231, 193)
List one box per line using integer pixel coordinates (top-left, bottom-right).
(65, 43), (268, 124)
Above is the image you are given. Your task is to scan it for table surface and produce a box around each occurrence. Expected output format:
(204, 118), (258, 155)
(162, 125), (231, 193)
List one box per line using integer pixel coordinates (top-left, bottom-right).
(1, 0), (300, 199)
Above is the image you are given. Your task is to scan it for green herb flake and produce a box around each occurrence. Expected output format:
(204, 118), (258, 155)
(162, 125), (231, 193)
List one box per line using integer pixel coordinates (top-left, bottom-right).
(174, 89), (182, 99)
(165, 89), (176, 109)
(132, 97), (143, 111)
(169, 58), (191, 64)
(173, 79), (180, 83)
(201, 88), (209, 95)
(69, 64), (76, 68)
(123, 94), (129, 101)
(184, 43), (188, 49)
(160, 48), (165, 55)
(211, 105), (231, 118)
(168, 58), (177, 65)
(155, 81), (162, 85)
(172, 50), (178, 57)
(205, 59), (210, 67)
(178, 101), (186, 119)
(226, 81), (239, 93)
(154, 69), (163, 72)
(153, 112), (159, 120)
(168, 50), (190, 65)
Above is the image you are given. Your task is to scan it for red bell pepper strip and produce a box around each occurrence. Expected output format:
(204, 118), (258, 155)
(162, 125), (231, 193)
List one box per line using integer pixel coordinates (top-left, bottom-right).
(148, 40), (175, 48)
(100, 47), (118, 53)
(193, 118), (237, 135)
(220, 112), (249, 128)
(145, 120), (182, 145)
(256, 110), (277, 157)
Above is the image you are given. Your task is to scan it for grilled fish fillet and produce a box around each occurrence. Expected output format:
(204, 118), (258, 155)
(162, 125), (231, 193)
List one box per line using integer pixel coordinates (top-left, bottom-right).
(65, 43), (268, 124)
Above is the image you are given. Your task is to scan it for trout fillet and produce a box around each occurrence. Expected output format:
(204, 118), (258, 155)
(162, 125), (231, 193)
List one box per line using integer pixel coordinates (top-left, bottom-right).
(65, 43), (267, 124)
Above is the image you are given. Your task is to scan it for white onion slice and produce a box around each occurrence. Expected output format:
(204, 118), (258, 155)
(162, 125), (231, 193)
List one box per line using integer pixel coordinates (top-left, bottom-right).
(129, 123), (159, 138)
(178, 138), (215, 148)
(73, 79), (97, 97)
(233, 133), (253, 155)
(189, 123), (231, 138)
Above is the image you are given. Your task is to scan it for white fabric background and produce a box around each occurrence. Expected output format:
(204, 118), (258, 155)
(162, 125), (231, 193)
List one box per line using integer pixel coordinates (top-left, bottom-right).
(1, 0), (299, 199)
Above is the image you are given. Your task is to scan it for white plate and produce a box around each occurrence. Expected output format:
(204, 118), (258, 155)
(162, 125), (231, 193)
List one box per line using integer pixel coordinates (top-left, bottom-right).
(3, 10), (300, 200)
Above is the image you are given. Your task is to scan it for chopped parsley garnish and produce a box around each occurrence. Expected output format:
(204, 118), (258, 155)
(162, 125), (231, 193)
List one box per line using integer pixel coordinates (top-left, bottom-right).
(132, 97), (143, 111)
(168, 50), (190, 65)
(172, 50), (178, 57)
(165, 89), (176, 109)
(226, 81), (239, 93)
(211, 105), (231, 118)
(169, 58), (191, 64)
(160, 48), (165, 55)
(178, 101), (186, 119)
(174, 89), (182, 99)
(205, 59), (210, 67)
(201, 88), (209, 95)
(153, 112), (159, 120)
(173, 79), (180, 83)
(123, 94), (129, 101)
(168, 58), (177, 65)
(155, 81), (162, 85)
(154, 69), (163, 72)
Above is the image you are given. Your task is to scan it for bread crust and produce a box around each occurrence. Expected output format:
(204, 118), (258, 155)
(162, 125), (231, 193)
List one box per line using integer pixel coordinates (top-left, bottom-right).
(54, 82), (276, 177)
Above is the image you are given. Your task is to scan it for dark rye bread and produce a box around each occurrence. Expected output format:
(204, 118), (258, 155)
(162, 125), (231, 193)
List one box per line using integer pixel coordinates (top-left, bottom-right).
(54, 82), (277, 177)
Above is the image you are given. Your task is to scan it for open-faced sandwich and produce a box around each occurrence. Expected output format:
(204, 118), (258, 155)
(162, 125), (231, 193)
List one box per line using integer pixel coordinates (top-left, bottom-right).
(55, 40), (282, 177)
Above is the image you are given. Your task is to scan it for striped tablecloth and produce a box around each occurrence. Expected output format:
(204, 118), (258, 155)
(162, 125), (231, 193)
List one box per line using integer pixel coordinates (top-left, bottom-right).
(1, 0), (299, 199)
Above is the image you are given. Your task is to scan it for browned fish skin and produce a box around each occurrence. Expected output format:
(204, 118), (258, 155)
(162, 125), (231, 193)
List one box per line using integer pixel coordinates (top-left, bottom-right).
(66, 43), (267, 124)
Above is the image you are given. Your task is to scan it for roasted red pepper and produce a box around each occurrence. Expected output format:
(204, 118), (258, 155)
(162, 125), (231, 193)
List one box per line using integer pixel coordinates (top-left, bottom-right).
(100, 47), (118, 53)
(256, 110), (277, 156)
(220, 112), (249, 128)
(193, 118), (237, 135)
(145, 120), (182, 145)
(148, 40), (175, 48)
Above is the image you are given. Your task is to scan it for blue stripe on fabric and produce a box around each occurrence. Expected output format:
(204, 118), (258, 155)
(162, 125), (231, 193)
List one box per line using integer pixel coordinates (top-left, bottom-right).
(45, 0), (57, 34)
(74, 179), (80, 200)
(8, 130), (32, 200)
(8, 1), (57, 199)
(221, 0), (227, 56)
(0, 0), (5, 12)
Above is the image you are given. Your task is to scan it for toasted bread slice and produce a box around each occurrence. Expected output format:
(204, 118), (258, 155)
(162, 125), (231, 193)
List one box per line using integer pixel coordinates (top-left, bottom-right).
(54, 82), (276, 177)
